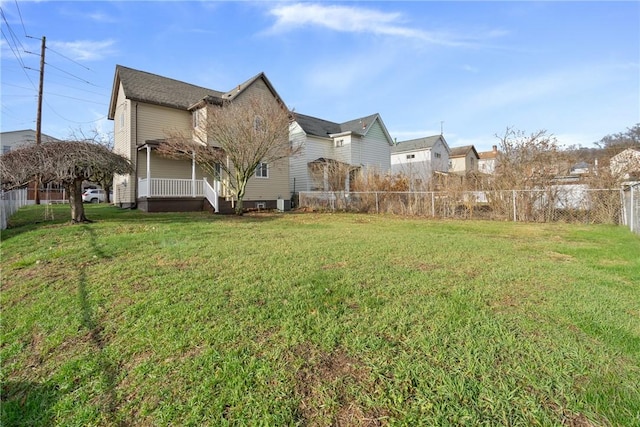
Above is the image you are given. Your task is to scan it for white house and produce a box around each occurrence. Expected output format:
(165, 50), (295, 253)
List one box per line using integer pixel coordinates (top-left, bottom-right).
(390, 135), (450, 187)
(477, 145), (499, 175)
(289, 113), (394, 193)
(1, 129), (59, 154)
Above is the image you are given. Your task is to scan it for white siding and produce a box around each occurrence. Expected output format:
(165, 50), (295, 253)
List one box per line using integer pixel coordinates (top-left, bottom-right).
(358, 119), (391, 174)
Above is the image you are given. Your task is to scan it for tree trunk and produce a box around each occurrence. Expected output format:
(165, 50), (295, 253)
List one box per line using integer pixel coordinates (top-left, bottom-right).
(235, 175), (247, 216)
(67, 179), (90, 223)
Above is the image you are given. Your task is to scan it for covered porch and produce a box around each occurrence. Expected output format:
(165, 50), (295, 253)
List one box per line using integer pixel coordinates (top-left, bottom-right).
(137, 141), (224, 213)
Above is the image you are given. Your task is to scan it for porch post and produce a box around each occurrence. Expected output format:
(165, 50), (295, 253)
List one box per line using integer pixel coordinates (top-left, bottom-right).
(192, 150), (196, 197)
(146, 145), (151, 181)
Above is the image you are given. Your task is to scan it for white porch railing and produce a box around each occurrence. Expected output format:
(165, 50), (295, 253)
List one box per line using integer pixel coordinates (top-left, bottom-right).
(138, 178), (204, 198)
(203, 178), (220, 213)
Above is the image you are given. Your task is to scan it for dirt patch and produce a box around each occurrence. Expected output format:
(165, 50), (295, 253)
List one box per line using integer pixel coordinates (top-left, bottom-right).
(322, 261), (348, 270)
(289, 343), (388, 426)
(547, 401), (604, 427)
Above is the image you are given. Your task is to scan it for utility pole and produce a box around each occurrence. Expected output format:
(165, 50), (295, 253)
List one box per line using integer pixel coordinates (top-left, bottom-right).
(34, 36), (45, 205)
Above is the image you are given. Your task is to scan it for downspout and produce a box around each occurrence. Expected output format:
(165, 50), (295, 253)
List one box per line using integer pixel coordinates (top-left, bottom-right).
(133, 102), (139, 208)
(192, 149), (196, 198)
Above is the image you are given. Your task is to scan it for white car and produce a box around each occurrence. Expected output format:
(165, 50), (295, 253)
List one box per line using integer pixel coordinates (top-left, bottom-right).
(82, 189), (106, 203)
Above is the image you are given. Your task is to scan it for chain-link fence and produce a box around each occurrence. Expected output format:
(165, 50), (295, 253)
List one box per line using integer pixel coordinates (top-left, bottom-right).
(621, 183), (640, 235)
(299, 187), (625, 225)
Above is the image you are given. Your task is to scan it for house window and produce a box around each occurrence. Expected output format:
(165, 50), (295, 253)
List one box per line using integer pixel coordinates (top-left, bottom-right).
(434, 152), (441, 158)
(256, 162), (268, 178)
(254, 115), (264, 132)
(335, 139), (344, 148)
(192, 110), (200, 128)
(406, 154), (415, 159)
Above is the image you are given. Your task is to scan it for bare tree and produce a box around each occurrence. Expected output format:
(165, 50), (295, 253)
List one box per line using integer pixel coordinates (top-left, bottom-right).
(596, 123), (640, 151)
(0, 141), (132, 223)
(67, 127), (117, 203)
(494, 128), (568, 190)
(158, 95), (295, 215)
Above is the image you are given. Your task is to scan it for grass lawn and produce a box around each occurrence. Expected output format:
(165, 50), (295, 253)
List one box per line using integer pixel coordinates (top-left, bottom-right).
(1, 205), (639, 426)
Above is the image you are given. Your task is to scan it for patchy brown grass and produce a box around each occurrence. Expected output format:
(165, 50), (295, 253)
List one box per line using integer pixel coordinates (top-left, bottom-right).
(289, 343), (389, 426)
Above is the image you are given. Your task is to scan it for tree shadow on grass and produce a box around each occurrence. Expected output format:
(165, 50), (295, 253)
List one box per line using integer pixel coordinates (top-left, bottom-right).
(1, 380), (61, 427)
(76, 226), (127, 426)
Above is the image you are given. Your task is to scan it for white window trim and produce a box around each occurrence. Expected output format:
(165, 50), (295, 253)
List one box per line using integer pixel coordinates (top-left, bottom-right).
(256, 162), (268, 178)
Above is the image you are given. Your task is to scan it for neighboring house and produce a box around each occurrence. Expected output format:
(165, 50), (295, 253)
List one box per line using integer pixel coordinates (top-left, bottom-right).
(289, 112), (393, 193)
(107, 65), (290, 213)
(0, 130), (64, 202)
(449, 145), (479, 174)
(1, 129), (59, 154)
(390, 135), (450, 188)
(610, 147), (640, 181)
(477, 145), (499, 175)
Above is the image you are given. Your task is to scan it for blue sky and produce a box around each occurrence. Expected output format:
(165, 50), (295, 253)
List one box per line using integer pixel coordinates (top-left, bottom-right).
(1, 1), (638, 151)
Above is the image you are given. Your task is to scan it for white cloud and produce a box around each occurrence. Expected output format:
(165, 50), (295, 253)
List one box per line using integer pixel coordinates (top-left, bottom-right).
(49, 39), (117, 61)
(87, 12), (117, 23)
(266, 3), (490, 47)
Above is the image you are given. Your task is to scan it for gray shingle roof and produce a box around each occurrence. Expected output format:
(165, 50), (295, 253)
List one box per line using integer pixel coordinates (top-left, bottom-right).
(115, 65), (224, 111)
(391, 135), (443, 154)
(294, 113), (342, 137)
(295, 112), (381, 138)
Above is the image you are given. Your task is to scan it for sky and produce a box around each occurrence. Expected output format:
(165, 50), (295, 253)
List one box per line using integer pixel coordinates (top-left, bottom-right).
(1, 1), (638, 152)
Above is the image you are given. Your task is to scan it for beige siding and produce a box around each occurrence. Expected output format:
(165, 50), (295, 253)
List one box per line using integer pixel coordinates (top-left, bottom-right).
(243, 156), (290, 201)
(233, 78), (291, 200)
(113, 83), (134, 205)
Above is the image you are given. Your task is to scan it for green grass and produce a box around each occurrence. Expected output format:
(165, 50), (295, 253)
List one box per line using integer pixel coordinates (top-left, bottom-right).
(1, 205), (639, 426)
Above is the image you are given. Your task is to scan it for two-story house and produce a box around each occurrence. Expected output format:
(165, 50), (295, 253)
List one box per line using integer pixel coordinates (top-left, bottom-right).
(390, 135), (450, 188)
(108, 65), (290, 213)
(289, 113), (394, 193)
(448, 145), (480, 175)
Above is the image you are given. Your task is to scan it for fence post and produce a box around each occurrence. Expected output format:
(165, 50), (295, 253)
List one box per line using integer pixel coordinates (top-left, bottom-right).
(512, 190), (517, 222)
(375, 192), (379, 214)
(631, 185), (635, 233)
(431, 192), (435, 217)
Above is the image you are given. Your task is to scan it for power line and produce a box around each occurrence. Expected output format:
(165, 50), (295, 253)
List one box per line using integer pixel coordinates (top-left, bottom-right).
(45, 92), (106, 105)
(46, 46), (93, 72)
(43, 62), (99, 87)
(13, 0), (28, 37)
(0, 7), (26, 51)
(44, 99), (107, 124)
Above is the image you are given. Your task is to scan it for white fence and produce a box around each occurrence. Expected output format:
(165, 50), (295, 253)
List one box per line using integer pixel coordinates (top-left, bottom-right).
(621, 183), (640, 235)
(299, 188), (624, 225)
(1, 188), (28, 230)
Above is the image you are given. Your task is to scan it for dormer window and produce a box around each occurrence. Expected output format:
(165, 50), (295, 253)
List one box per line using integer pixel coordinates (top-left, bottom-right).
(406, 154), (415, 159)
(335, 139), (344, 148)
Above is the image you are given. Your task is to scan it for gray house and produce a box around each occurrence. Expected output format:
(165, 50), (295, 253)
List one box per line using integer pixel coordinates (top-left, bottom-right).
(289, 113), (394, 193)
(391, 135), (450, 188)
